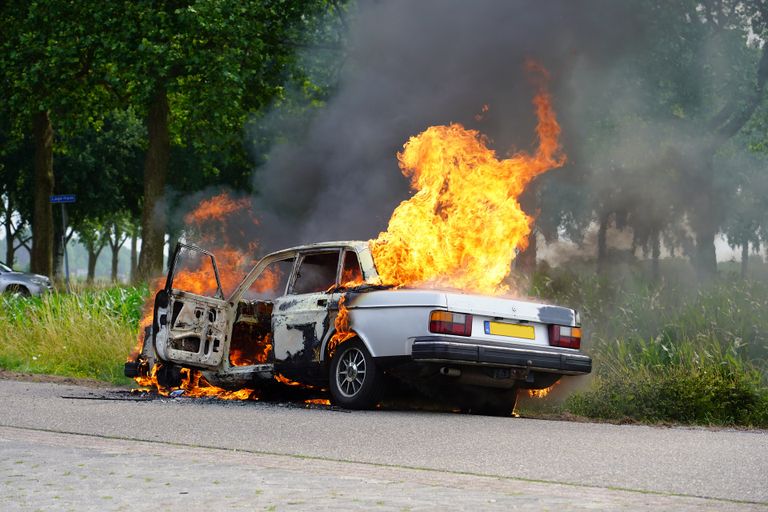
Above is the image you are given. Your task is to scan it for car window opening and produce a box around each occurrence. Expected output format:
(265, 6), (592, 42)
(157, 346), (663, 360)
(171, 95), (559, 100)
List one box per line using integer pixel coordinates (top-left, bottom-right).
(170, 246), (222, 298)
(292, 252), (340, 294)
(245, 259), (293, 300)
(341, 250), (363, 285)
(229, 258), (294, 367)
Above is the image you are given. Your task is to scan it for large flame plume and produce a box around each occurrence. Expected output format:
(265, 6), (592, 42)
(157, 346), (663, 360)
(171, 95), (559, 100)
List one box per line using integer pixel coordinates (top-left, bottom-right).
(370, 61), (565, 294)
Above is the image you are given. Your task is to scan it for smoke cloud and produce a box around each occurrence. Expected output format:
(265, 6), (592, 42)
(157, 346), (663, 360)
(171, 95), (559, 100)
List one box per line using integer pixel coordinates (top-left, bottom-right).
(243, 0), (647, 253)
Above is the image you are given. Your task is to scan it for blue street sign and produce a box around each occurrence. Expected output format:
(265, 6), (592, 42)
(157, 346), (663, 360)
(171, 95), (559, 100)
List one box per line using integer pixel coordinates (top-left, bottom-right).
(50, 194), (76, 204)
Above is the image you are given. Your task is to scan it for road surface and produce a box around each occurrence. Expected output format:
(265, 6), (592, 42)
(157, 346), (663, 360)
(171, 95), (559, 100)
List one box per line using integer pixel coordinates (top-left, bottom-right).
(0, 378), (766, 511)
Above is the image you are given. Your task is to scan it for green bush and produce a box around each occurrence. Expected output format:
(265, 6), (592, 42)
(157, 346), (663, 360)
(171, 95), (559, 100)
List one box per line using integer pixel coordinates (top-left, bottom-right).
(531, 266), (768, 427)
(0, 285), (148, 385)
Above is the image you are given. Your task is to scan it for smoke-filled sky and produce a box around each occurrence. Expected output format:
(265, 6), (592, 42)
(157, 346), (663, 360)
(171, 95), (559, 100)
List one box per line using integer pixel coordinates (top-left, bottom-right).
(219, 0), (766, 267)
(244, 0), (651, 252)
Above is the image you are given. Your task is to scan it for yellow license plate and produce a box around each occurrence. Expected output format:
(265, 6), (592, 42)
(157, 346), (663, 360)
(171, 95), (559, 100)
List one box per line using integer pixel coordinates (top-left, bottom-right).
(485, 321), (535, 340)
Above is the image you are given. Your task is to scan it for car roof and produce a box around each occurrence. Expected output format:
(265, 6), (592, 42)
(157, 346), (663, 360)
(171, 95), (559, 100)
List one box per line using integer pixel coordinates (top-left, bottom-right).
(273, 240), (369, 254)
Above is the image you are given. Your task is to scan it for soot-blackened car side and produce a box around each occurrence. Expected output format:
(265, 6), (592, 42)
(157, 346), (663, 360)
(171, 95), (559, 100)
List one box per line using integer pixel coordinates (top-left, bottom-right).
(125, 241), (591, 415)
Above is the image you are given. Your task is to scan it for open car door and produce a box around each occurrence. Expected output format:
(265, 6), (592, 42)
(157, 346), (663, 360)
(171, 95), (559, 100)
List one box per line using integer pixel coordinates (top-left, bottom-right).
(154, 243), (232, 370)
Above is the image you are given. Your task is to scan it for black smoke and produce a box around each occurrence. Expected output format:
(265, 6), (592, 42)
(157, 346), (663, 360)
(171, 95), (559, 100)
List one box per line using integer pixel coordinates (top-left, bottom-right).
(246, 0), (646, 253)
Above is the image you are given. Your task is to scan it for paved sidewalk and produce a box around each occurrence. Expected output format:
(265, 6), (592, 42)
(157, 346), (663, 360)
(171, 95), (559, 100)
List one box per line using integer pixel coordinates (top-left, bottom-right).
(1, 427), (764, 511)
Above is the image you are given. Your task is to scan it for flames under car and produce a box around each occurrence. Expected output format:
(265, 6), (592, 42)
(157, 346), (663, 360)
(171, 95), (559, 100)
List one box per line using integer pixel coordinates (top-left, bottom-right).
(126, 241), (592, 415)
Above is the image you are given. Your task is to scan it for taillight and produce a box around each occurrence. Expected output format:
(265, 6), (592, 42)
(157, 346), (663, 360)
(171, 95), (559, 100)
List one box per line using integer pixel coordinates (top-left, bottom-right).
(548, 325), (581, 349)
(429, 310), (473, 337)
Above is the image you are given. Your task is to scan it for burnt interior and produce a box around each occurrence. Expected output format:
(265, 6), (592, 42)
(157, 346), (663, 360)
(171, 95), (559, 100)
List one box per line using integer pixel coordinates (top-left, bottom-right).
(229, 300), (274, 366)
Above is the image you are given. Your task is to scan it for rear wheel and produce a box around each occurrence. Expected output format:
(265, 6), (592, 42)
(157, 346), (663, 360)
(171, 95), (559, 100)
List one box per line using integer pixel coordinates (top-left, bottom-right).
(329, 340), (381, 409)
(6, 284), (30, 297)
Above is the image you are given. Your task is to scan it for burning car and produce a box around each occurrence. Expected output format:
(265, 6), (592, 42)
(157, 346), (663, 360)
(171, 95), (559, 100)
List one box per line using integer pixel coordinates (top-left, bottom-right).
(125, 240), (591, 415)
(126, 62), (588, 415)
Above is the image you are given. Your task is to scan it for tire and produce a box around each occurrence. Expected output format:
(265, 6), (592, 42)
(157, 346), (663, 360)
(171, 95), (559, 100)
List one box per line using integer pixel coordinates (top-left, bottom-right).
(156, 363), (183, 388)
(328, 339), (381, 409)
(6, 284), (30, 297)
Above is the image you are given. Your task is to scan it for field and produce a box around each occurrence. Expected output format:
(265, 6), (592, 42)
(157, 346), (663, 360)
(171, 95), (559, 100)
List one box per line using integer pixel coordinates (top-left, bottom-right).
(0, 271), (766, 426)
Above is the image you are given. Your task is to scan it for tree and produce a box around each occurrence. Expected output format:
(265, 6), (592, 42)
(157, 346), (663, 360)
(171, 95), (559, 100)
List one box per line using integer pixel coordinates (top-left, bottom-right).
(107, 214), (132, 282)
(82, 0), (344, 281)
(545, 1), (768, 279)
(75, 217), (109, 284)
(0, 1), (109, 277)
(0, 125), (34, 267)
(54, 107), (145, 280)
(632, 1), (768, 279)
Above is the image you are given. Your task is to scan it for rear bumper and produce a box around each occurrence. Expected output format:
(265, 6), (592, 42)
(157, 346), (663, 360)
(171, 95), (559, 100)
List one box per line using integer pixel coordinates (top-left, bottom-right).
(411, 336), (592, 375)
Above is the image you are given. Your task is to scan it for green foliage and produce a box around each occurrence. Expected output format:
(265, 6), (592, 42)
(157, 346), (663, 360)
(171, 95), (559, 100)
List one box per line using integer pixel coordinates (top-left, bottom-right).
(565, 340), (768, 426)
(531, 265), (768, 427)
(0, 285), (148, 384)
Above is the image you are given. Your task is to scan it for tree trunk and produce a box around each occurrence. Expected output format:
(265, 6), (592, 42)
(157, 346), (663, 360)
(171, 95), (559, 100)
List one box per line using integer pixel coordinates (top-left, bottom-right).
(651, 228), (661, 283)
(87, 248), (98, 284)
(694, 228), (717, 281)
(111, 244), (120, 282)
(130, 227), (138, 284)
(136, 86), (170, 282)
(4, 204), (14, 267)
(597, 211), (609, 274)
(741, 241), (749, 279)
(31, 111), (54, 277)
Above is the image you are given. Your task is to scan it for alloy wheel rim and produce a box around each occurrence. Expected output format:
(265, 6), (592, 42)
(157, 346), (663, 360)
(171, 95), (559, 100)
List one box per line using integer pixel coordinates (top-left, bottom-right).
(336, 347), (367, 397)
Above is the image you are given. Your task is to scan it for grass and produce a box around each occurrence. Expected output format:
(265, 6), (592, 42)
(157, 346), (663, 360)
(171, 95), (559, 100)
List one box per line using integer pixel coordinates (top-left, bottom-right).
(0, 285), (148, 385)
(526, 263), (768, 428)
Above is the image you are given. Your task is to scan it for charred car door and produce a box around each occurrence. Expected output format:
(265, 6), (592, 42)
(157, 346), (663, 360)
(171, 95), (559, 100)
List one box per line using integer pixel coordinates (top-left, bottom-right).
(154, 243), (231, 370)
(271, 249), (342, 380)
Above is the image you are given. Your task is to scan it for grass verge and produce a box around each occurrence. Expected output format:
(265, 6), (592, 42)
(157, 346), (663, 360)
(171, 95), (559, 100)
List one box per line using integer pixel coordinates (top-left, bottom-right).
(527, 266), (768, 428)
(0, 286), (147, 385)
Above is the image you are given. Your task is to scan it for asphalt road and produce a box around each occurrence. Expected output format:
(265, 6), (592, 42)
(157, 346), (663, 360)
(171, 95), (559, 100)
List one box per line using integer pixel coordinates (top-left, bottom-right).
(1, 378), (766, 510)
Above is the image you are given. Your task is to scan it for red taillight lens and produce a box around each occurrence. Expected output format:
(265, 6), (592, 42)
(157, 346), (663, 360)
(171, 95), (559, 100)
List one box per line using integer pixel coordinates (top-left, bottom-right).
(548, 325), (581, 349)
(429, 310), (473, 337)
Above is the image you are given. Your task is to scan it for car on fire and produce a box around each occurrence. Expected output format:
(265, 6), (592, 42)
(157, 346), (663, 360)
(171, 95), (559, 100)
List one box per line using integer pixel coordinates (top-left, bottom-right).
(126, 241), (591, 415)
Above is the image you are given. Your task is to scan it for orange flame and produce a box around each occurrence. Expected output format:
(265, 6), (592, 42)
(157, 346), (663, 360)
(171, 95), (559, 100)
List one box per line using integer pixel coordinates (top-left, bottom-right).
(527, 379), (560, 398)
(370, 62), (565, 295)
(326, 295), (356, 359)
(230, 333), (272, 367)
(179, 369), (257, 400)
(274, 373), (304, 386)
(132, 192), (262, 397)
(304, 398), (331, 406)
(184, 194), (251, 225)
